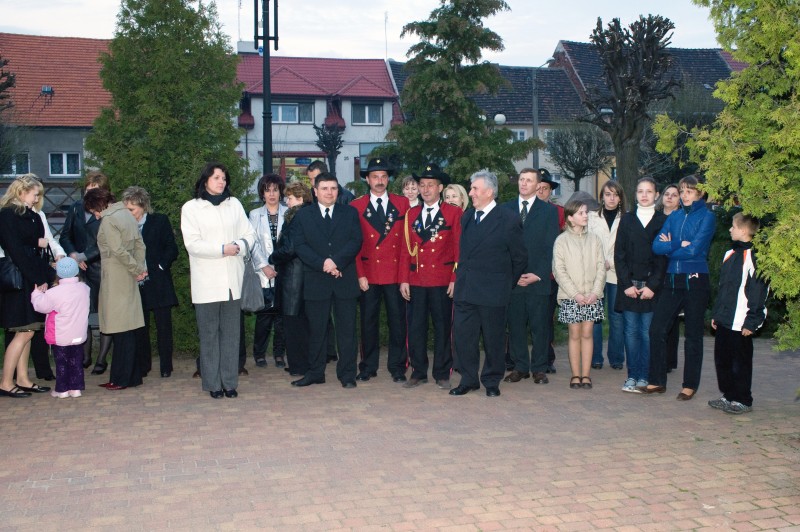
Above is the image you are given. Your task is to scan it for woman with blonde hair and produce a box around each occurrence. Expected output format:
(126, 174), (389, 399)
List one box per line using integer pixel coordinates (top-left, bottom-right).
(0, 174), (58, 397)
(443, 183), (469, 211)
(401, 175), (420, 208)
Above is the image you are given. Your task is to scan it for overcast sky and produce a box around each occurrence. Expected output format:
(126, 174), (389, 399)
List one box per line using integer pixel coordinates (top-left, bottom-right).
(0, 0), (720, 66)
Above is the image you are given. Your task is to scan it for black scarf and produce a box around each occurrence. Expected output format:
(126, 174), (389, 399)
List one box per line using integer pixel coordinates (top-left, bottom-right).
(201, 189), (231, 206)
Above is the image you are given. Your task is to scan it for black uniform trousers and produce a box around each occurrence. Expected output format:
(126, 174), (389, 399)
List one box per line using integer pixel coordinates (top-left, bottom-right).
(306, 295), (358, 383)
(283, 314), (310, 375)
(135, 306), (174, 376)
(358, 283), (407, 377)
(453, 302), (507, 389)
(507, 290), (552, 374)
(407, 285), (452, 381)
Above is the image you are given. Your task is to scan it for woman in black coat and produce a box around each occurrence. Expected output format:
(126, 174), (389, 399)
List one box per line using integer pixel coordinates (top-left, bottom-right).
(614, 177), (667, 393)
(60, 171), (114, 373)
(122, 186), (179, 378)
(0, 174), (58, 398)
(268, 182), (312, 376)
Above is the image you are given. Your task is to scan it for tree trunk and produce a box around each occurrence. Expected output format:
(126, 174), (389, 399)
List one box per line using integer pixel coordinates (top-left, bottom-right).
(614, 141), (640, 202)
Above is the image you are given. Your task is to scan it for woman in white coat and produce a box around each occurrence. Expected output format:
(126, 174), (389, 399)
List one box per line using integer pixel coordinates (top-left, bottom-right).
(248, 173), (288, 368)
(181, 162), (256, 399)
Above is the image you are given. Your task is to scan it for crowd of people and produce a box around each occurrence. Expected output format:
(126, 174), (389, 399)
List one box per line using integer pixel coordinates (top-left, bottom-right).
(0, 162), (768, 415)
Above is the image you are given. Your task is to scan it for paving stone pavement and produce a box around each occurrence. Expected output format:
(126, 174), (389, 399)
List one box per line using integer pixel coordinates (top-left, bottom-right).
(0, 338), (798, 531)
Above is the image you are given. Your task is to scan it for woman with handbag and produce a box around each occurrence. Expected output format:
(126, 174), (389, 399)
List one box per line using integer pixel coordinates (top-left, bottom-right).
(248, 173), (288, 368)
(181, 162), (256, 399)
(0, 174), (58, 398)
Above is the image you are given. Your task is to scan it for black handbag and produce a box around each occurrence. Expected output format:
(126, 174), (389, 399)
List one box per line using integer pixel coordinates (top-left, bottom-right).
(0, 256), (23, 291)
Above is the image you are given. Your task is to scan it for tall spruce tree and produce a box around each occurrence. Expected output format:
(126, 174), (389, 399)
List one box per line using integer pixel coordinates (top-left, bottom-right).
(86, 0), (246, 352)
(387, 0), (538, 180)
(655, 0), (800, 348)
(86, 0), (245, 212)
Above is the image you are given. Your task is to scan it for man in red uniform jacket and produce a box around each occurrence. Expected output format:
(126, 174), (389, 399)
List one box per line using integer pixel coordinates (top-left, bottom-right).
(350, 158), (410, 382)
(399, 164), (462, 389)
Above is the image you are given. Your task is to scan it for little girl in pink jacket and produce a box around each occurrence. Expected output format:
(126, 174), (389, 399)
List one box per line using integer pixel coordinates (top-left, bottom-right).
(31, 257), (90, 398)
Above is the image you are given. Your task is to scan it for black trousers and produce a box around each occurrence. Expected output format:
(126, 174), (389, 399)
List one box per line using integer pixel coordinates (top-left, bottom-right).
(666, 317), (680, 370)
(453, 302), (507, 388)
(714, 324), (754, 406)
(507, 290), (552, 374)
(358, 283), (408, 377)
(407, 285), (452, 381)
(135, 306), (174, 375)
(648, 274), (710, 389)
(547, 280), (559, 365)
(284, 314), (310, 375)
(253, 308), (285, 360)
(305, 296), (358, 383)
(109, 329), (142, 388)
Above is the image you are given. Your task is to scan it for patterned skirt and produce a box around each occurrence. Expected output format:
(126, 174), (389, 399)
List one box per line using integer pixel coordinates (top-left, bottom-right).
(558, 298), (605, 324)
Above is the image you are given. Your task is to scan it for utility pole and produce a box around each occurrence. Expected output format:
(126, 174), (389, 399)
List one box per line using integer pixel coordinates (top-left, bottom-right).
(254, 0), (278, 173)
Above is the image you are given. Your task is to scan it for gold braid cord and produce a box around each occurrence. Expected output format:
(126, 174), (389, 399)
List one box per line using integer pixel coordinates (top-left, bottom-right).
(403, 215), (419, 271)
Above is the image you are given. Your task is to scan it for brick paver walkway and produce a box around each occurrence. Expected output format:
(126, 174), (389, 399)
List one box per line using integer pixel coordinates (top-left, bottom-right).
(1, 339), (798, 530)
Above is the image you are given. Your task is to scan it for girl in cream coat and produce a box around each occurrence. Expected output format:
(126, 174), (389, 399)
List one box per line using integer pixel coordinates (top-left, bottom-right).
(553, 199), (606, 389)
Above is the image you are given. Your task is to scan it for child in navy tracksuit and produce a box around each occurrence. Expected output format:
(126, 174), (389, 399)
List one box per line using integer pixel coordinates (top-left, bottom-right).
(709, 213), (769, 415)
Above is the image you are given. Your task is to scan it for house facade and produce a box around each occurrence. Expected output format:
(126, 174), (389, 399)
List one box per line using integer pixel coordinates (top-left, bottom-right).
(0, 32), (111, 230)
(236, 43), (400, 184)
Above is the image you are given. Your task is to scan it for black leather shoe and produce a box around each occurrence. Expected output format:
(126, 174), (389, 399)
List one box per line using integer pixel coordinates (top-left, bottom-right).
(545, 364), (557, 374)
(209, 390), (224, 399)
(356, 371), (377, 382)
(91, 363), (108, 375)
(161, 371), (171, 378)
(341, 381), (357, 389)
(449, 384), (479, 396)
(255, 358), (267, 368)
(485, 386), (501, 397)
(291, 376), (325, 387)
(591, 363), (603, 370)
(392, 374), (407, 383)
(224, 389), (238, 398)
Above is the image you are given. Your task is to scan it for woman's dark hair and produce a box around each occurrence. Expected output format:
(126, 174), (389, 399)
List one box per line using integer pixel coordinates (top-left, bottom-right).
(678, 174), (708, 200)
(84, 170), (111, 192)
(194, 162), (231, 198)
(83, 188), (116, 213)
(596, 179), (626, 214)
(257, 173), (285, 202)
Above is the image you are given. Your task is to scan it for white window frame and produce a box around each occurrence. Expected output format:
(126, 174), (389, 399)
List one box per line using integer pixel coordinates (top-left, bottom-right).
(271, 103), (314, 124)
(510, 129), (526, 142)
(1, 152), (30, 176)
(550, 172), (562, 198)
(49, 152), (81, 176)
(352, 103), (383, 126)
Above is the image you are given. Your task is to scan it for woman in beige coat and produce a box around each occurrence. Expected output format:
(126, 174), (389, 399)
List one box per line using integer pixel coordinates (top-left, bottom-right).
(553, 199), (606, 389)
(84, 188), (147, 390)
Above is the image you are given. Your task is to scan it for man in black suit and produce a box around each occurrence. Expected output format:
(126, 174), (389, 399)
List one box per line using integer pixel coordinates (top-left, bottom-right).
(450, 170), (527, 397)
(290, 172), (363, 388)
(503, 168), (560, 385)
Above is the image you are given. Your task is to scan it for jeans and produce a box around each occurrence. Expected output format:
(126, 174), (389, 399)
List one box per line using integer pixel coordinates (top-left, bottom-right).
(623, 311), (653, 382)
(592, 283), (624, 367)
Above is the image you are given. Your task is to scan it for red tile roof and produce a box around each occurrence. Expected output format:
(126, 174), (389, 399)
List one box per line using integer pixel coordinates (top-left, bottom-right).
(718, 50), (748, 72)
(238, 55), (396, 99)
(0, 32), (111, 127)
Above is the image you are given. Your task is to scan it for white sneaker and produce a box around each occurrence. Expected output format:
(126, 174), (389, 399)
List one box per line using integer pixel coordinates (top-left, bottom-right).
(622, 378), (639, 393)
(67, 390), (82, 398)
(50, 390), (69, 398)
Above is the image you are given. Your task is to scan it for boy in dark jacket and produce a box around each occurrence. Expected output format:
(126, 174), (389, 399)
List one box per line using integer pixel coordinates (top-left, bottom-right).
(709, 213), (769, 415)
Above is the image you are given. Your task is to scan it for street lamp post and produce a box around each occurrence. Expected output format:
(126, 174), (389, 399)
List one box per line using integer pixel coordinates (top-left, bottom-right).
(254, 0), (279, 173)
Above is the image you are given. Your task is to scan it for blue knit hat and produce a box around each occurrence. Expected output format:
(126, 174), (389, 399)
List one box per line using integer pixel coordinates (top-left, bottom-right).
(56, 257), (79, 279)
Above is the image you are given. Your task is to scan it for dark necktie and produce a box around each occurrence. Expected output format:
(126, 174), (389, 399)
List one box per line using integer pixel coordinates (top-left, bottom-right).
(425, 207), (433, 228)
(324, 207), (331, 222)
(521, 200), (529, 224)
(376, 197), (385, 222)
(475, 210), (484, 224)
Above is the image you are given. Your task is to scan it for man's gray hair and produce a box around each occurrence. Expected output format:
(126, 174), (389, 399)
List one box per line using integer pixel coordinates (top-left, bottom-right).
(469, 170), (498, 199)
